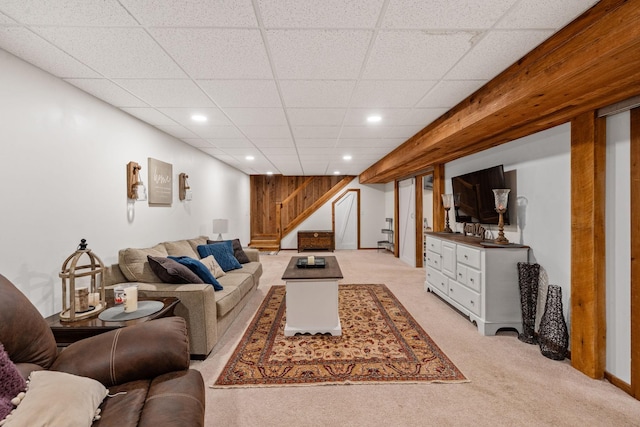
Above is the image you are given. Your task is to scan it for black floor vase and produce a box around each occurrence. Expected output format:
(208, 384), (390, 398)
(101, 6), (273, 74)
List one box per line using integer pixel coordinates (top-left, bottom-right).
(538, 284), (569, 360)
(517, 262), (540, 344)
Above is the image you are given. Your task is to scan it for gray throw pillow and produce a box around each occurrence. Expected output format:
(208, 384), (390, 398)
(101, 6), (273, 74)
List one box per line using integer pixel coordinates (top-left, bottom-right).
(147, 256), (204, 284)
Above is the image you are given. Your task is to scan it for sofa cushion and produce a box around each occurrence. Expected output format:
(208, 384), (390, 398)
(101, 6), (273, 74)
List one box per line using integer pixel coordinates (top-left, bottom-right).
(168, 257), (223, 291)
(147, 256), (204, 284)
(214, 286), (242, 318)
(208, 239), (250, 264)
(231, 261), (263, 281)
(164, 240), (199, 259)
(218, 271), (254, 300)
(2, 370), (107, 427)
(197, 242), (242, 272)
(119, 244), (168, 283)
(199, 255), (226, 279)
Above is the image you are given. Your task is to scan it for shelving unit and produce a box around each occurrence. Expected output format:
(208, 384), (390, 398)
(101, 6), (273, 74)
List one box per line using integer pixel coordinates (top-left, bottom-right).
(378, 218), (394, 252)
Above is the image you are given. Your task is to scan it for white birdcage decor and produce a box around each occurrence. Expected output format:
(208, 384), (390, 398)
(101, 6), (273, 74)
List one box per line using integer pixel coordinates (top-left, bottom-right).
(59, 239), (106, 322)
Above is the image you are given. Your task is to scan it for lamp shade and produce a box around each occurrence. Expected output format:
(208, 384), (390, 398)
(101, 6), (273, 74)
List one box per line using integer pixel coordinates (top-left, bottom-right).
(212, 219), (228, 240)
(441, 194), (454, 209)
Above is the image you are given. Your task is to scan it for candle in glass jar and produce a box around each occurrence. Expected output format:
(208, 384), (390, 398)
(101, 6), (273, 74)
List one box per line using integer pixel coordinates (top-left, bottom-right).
(307, 255), (315, 265)
(124, 285), (138, 312)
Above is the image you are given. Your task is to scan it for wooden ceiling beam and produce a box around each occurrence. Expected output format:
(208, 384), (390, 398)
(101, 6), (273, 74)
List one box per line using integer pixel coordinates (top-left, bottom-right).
(360, 0), (640, 184)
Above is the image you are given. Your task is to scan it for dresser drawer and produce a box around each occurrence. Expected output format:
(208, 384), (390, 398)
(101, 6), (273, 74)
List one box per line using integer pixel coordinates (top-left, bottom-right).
(457, 245), (481, 269)
(448, 281), (481, 316)
(425, 250), (441, 270)
(426, 237), (442, 254)
(427, 268), (448, 295)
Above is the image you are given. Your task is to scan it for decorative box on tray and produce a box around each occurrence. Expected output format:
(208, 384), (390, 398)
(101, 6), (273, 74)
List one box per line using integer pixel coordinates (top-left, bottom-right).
(296, 256), (326, 268)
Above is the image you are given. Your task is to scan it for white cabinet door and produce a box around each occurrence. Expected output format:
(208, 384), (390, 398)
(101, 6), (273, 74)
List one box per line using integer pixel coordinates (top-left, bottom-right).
(441, 241), (457, 279)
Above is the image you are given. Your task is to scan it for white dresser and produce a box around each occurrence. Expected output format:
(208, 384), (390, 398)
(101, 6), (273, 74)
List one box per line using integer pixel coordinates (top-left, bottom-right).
(425, 233), (529, 335)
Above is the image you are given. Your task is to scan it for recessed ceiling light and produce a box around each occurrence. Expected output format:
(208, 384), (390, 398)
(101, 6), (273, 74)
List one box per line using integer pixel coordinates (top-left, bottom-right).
(245, 155), (255, 161)
(191, 114), (207, 122)
(343, 155), (352, 161)
(367, 115), (382, 123)
(334, 171), (340, 175)
(266, 171), (273, 175)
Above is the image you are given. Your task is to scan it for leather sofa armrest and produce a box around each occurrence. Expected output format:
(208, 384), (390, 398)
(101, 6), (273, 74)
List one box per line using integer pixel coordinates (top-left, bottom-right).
(50, 317), (190, 387)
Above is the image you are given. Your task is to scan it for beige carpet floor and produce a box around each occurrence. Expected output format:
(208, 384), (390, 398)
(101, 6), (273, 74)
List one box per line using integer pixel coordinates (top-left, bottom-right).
(191, 250), (640, 426)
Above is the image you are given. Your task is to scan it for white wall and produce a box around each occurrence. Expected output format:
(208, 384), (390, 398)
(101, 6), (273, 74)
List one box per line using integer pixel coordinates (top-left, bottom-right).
(444, 124), (572, 322)
(0, 50), (250, 317)
(605, 111), (631, 383)
(280, 178), (387, 250)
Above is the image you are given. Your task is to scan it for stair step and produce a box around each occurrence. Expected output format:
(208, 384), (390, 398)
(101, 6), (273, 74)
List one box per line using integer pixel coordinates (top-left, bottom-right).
(249, 239), (280, 251)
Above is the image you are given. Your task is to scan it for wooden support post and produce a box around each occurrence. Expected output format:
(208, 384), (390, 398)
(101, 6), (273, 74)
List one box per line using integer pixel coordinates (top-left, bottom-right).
(432, 164), (445, 232)
(570, 111), (606, 378)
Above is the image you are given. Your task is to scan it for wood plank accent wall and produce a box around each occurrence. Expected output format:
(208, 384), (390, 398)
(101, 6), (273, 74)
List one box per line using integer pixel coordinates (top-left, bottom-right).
(250, 175), (355, 242)
(570, 111), (607, 379)
(631, 107), (640, 398)
(359, 0), (640, 184)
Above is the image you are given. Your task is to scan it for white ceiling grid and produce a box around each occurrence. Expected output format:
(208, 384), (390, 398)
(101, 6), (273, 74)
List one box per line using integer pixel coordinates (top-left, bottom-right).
(0, 0), (598, 176)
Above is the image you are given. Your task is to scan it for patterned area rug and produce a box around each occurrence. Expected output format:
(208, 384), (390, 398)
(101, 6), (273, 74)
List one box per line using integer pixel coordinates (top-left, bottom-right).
(213, 284), (468, 387)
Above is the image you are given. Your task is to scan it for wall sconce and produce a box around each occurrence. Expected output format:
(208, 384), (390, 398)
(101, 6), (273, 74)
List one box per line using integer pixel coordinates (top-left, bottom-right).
(441, 194), (454, 233)
(179, 173), (192, 201)
(212, 218), (228, 241)
(127, 161), (147, 201)
(493, 189), (511, 244)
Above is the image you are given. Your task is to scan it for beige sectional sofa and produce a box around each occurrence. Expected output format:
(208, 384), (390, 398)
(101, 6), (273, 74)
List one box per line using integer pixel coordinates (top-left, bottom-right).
(104, 236), (262, 358)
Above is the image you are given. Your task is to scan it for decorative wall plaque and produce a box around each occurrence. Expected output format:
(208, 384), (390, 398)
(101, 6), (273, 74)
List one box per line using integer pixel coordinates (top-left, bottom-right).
(148, 158), (172, 206)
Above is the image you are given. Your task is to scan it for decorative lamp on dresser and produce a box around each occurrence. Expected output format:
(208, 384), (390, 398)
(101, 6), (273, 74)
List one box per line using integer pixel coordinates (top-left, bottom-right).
(424, 232), (529, 335)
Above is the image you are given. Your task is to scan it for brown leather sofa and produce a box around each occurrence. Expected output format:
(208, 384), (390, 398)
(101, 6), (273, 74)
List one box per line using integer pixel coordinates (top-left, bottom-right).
(0, 274), (205, 427)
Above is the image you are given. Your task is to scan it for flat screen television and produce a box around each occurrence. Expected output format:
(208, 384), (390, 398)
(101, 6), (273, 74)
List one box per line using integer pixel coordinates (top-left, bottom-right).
(451, 165), (509, 225)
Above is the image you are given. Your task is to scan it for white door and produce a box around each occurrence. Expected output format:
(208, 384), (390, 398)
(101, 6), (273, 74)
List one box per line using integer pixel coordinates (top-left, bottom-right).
(398, 178), (416, 267)
(334, 191), (358, 250)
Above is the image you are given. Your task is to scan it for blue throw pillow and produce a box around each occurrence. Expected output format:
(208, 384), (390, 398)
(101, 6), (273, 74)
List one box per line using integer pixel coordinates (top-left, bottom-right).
(168, 256), (223, 291)
(197, 241), (242, 272)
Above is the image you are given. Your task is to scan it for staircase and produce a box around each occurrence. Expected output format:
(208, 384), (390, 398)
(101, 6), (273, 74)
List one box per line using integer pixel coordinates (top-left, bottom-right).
(249, 175), (356, 252)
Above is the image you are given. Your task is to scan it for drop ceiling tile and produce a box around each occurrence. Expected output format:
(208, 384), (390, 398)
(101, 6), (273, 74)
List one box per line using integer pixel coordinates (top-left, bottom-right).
(182, 138), (215, 148)
(292, 126), (340, 139)
(416, 80), (487, 108)
(198, 80), (282, 108)
(156, 125), (198, 139)
(400, 109), (448, 126)
(301, 163), (330, 175)
(239, 125), (292, 139)
(220, 148), (262, 157)
(0, 0), (137, 25)
(340, 126), (393, 139)
(287, 108), (346, 126)
(280, 80), (356, 108)
(267, 30), (372, 79)
(34, 27), (187, 78)
(158, 107), (232, 126)
(364, 31), (475, 80)
(189, 126), (244, 139)
(382, 0), (517, 29)
(446, 30), (554, 80)
(120, 0), (257, 26)
(0, 28), (101, 78)
(0, 12), (16, 23)
(121, 107), (178, 126)
(337, 138), (406, 148)
(496, 0), (598, 29)
(342, 108), (410, 126)
(208, 139), (254, 148)
(151, 28), (272, 79)
(223, 108), (287, 126)
(294, 139), (337, 147)
(65, 79), (148, 107)
(114, 79), (215, 108)
(198, 147), (226, 156)
(259, 147), (299, 155)
(258, 0), (383, 28)
(351, 80), (437, 108)
(251, 139), (295, 148)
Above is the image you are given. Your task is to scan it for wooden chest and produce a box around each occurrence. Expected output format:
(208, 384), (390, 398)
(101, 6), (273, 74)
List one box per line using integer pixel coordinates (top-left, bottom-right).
(297, 230), (335, 252)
